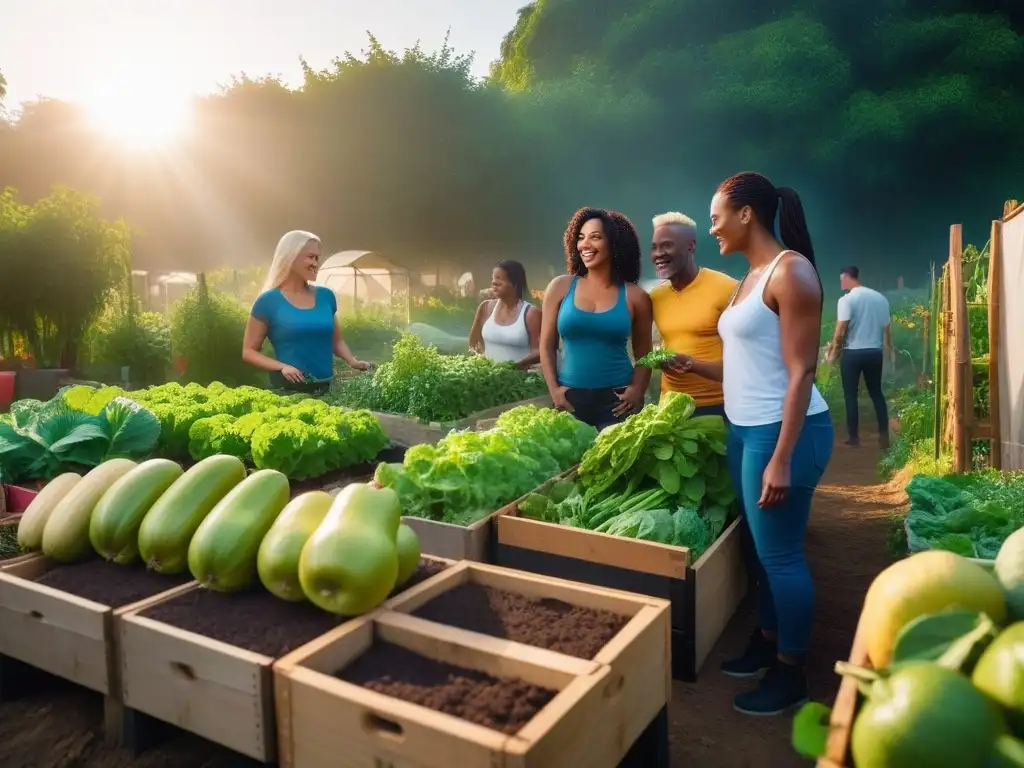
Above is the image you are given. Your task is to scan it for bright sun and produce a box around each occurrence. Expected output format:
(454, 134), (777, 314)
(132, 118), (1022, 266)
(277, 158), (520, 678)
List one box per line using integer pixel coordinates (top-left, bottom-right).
(83, 86), (193, 150)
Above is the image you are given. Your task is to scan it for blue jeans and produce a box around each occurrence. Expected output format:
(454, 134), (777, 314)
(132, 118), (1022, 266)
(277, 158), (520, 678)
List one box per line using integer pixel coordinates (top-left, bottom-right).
(726, 410), (833, 658)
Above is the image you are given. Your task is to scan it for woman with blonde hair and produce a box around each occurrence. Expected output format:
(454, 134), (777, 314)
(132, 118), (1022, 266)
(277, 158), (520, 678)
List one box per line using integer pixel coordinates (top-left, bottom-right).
(242, 230), (370, 392)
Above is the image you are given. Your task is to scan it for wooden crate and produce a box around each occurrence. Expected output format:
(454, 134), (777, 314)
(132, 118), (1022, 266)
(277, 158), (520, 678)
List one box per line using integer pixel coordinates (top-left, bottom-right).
(818, 626), (867, 768)
(274, 565), (670, 768)
(0, 554), (196, 741)
(403, 470), (576, 562)
(118, 555), (456, 763)
(495, 492), (747, 681)
(0, 514), (34, 569)
(372, 394), (554, 449)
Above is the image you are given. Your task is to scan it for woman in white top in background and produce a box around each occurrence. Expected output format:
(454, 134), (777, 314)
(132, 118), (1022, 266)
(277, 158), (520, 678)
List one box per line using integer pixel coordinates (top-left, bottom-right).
(469, 260), (541, 369)
(670, 172), (833, 717)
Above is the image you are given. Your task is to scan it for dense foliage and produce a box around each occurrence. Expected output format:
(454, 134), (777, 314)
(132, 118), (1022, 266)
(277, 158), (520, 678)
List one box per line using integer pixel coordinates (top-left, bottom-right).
(84, 306), (172, 387)
(170, 280), (267, 387)
(328, 333), (547, 422)
(374, 404), (596, 525)
(0, 391), (160, 483)
(1, 8), (1021, 279)
(62, 381), (389, 480)
(519, 393), (735, 558)
(0, 187), (129, 367)
(904, 472), (1024, 559)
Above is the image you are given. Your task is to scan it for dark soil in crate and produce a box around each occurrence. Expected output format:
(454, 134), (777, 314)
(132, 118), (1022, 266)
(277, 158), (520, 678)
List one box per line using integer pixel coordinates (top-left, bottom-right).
(336, 642), (556, 735)
(412, 582), (629, 659)
(33, 558), (192, 607)
(0, 520), (21, 562)
(290, 444), (407, 496)
(141, 558), (449, 657)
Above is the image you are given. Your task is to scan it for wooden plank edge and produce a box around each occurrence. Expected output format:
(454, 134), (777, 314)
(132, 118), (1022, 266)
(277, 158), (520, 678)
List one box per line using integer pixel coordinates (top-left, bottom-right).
(691, 516), (743, 571)
(495, 513), (690, 579)
(820, 624), (868, 768)
(465, 561), (671, 611)
(120, 613), (277, 668)
(276, 564), (472, 677)
(0, 567), (114, 613)
(284, 665), (512, 753)
(376, 610), (601, 679)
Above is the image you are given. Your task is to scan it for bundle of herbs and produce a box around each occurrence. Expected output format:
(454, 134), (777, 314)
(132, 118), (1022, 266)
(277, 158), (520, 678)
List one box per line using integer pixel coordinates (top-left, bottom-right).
(516, 392), (736, 558)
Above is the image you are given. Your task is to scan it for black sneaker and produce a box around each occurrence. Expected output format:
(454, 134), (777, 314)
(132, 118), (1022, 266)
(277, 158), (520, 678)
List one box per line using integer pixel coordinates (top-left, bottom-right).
(844, 437), (860, 447)
(733, 661), (809, 716)
(879, 433), (891, 450)
(720, 629), (777, 678)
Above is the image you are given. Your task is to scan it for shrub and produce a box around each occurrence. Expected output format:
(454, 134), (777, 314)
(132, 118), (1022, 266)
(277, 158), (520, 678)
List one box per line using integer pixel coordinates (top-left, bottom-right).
(85, 308), (171, 387)
(170, 282), (266, 387)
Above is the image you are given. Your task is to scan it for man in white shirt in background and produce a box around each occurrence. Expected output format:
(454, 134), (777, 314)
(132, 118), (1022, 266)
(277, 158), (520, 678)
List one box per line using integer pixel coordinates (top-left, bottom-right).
(826, 266), (895, 449)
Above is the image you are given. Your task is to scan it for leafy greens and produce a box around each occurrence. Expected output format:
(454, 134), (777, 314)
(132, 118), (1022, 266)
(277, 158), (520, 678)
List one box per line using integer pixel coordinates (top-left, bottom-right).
(904, 472), (1024, 558)
(0, 390), (160, 482)
(374, 404), (596, 525)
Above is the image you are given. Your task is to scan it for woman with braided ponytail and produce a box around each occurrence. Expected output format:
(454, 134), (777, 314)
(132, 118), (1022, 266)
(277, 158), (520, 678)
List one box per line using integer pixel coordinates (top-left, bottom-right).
(678, 172), (833, 715)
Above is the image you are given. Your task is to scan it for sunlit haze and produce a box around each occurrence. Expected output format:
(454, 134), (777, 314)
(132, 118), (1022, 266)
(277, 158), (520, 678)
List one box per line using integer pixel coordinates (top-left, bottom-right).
(82, 79), (194, 149)
(0, 0), (524, 113)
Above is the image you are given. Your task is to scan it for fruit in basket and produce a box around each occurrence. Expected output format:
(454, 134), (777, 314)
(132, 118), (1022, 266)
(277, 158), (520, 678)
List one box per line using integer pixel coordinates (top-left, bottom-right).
(257, 491), (333, 601)
(395, 522), (420, 588)
(188, 469), (290, 591)
(42, 459), (137, 562)
(17, 472), (82, 551)
(849, 661), (1020, 767)
(138, 454), (247, 574)
(995, 528), (1024, 621)
(298, 483), (401, 615)
(89, 459), (183, 564)
(973, 622), (1024, 736)
(860, 550), (1007, 668)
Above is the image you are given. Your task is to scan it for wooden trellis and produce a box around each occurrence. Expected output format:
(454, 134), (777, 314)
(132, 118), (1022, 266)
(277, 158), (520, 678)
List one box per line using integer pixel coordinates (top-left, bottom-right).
(938, 200), (1021, 473)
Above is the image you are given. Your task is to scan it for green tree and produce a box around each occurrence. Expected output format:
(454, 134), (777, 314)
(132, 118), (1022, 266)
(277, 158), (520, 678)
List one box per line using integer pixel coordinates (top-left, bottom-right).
(0, 186), (129, 366)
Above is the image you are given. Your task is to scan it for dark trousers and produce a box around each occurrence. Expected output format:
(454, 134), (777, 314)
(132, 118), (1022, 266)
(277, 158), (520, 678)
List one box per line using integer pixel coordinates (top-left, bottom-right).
(692, 402), (726, 418)
(565, 386), (628, 431)
(840, 348), (888, 441)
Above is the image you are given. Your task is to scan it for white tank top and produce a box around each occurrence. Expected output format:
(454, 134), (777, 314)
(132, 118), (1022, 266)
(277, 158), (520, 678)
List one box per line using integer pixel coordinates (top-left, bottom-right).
(717, 251), (829, 427)
(481, 300), (532, 364)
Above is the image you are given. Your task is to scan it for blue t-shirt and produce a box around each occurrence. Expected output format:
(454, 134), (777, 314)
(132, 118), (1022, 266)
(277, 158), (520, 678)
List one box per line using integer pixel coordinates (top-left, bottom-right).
(251, 286), (337, 382)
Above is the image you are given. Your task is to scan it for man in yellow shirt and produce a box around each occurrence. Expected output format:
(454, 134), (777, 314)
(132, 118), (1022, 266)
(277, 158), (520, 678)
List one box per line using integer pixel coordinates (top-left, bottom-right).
(649, 212), (738, 417)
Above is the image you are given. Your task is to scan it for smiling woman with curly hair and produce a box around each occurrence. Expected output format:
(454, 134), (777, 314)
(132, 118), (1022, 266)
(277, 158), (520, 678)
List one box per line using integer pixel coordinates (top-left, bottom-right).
(539, 207), (653, 430)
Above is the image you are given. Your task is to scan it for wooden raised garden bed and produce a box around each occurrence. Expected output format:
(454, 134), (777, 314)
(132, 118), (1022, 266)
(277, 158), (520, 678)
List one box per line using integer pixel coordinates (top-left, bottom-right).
(818, 626), (868, 768)
(495, 491), (747, 682)
(403, 469), (575, 562)
(117, 555), (455, 763)
(0, 554), (196, 743)
(274, 560), (671, 768)
(373, 394), (553, 448)
(0, 514), (31, 568)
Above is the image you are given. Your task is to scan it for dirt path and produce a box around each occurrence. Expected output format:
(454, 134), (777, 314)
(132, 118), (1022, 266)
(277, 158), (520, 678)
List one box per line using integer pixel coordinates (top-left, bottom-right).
(0, 427), (905, 768)
(668, 426), (906, 766)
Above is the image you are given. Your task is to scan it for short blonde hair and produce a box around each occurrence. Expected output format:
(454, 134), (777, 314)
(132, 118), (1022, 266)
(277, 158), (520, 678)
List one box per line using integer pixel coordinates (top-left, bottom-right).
(652, 212), (696, 229)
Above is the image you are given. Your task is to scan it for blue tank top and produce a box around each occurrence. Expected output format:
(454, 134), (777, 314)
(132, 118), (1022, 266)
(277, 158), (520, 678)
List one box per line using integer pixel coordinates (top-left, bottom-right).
(556, 278), (633, 389)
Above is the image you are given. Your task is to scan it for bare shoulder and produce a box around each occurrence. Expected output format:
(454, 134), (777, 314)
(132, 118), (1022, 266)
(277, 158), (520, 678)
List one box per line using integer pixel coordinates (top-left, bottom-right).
(626, 282), (653, 309)
(544, 274), (573, 302)
(476, 298), (495, 314)
(774, 252), (821, 297)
